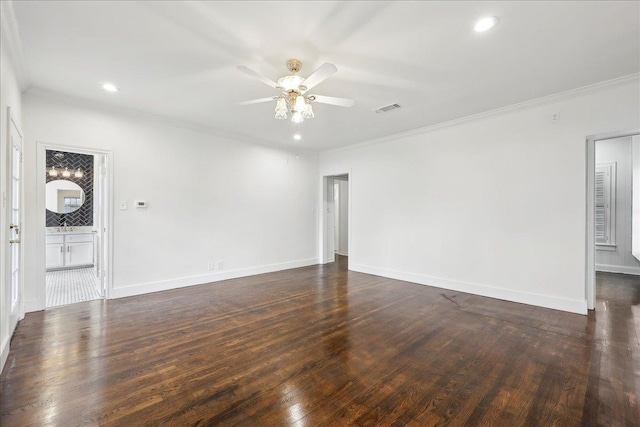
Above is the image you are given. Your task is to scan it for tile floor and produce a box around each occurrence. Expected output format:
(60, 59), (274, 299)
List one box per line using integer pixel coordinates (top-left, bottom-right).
(46, 267), (102, 308)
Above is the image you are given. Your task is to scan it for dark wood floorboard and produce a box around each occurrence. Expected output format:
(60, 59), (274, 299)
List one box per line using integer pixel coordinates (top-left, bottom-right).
(1, 256), (638, 426)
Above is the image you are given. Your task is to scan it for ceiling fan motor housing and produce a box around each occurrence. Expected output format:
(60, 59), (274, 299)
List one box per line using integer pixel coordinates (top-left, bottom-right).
(286, 58), (302, 73)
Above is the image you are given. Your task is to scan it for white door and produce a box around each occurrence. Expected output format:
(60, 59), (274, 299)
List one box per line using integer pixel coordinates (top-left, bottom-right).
(7, 113), (23, 332)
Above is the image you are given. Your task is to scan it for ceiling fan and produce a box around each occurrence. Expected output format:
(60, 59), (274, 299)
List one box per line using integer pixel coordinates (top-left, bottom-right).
(237, 59), (354, 123)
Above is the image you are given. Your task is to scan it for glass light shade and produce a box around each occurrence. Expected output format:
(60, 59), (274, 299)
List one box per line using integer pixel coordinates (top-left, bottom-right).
(275, 97), (287, 119)
(74, 168), (84, 178)
(49, 167), (58, 177)
(275, 97), (287, 112)
(294, 95), (306, 113)
(277, 75), (305, 91)
(62, 167), (71, 178)
(302, 103), (314, 119)
(291, 111), (304, 123)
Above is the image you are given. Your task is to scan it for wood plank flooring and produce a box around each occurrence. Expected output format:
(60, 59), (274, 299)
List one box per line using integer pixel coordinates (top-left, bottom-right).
(1, 256), (638, 426)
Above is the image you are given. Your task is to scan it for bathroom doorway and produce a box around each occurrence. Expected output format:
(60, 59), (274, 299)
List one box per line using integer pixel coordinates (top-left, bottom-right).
(39, 145), (112, 308)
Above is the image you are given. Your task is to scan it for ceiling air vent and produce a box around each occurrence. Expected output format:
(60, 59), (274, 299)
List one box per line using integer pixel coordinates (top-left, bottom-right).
(373, 103), (402, 114)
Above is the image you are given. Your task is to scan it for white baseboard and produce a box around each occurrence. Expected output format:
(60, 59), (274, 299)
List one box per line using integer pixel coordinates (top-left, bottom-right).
(111, 258), (319, 299)
(596, 264), (640, 275)
(24, 299), (40, 313)
(1, 335), (9, 375)
(335, 251), (349, 256)
(350, 263), (587, 315)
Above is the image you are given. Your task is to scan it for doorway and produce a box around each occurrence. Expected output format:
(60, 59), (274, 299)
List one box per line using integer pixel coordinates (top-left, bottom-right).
(322, 173), (350, 265)
(38, 143), (112, 309)
(586, 130), (640, 309)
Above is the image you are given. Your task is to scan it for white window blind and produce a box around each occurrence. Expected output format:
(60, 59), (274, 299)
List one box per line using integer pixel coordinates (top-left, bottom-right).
(595, 163), (616, 246)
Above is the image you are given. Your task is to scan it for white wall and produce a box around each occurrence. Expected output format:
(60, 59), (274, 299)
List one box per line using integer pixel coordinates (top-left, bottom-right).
(596, 136), (640, 274)
(320, 79), (640, 314)
(23, 92), (319, 311)
(0, 35), (24, 372)
(336, 178), (349, 255)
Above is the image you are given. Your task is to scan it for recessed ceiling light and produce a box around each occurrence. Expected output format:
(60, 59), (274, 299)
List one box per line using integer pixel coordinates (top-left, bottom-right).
(293, 134), (302, 141)
(102, 83), (119, 92)
(474, 16), (498, 32)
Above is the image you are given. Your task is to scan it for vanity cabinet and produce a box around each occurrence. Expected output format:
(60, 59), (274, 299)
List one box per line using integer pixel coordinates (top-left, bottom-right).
(45, 235), (65, 269)
(46, 233), (94, 270)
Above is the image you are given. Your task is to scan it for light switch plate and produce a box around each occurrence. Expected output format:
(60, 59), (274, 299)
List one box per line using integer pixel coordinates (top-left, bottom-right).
(120, 201), (127, 210)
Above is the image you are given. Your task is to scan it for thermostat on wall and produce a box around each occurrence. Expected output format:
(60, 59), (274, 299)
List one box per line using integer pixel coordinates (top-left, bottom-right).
(135, 200), (147, 208)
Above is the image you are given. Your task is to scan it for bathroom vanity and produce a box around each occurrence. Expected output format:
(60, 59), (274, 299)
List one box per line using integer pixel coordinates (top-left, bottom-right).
(46, 229), (95, 270)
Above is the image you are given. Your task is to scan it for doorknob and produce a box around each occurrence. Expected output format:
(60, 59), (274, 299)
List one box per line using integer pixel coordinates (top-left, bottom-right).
(9, 239), (20, 244)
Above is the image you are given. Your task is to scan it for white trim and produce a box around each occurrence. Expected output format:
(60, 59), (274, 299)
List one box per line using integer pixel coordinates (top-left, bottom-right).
(111, 258), (319, 299)
(325, 73), (640, 155)
(34, 142), (114, 312)
(0, 0), (29, 89)
(595, 264), (640, 276)
(351, 263), (588, 315)
(24, 299), (38, 313)
(335, 251), (348, 256)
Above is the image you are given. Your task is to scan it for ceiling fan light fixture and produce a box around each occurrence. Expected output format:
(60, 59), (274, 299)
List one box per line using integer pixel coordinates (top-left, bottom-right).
(291, 111), (303, 124)
(275, 97), (288, 119)
(294, 95), (306, 112)
(238, 59), (353, 126)
(302, 102), (314, 119)
(277, 75), (305, 92)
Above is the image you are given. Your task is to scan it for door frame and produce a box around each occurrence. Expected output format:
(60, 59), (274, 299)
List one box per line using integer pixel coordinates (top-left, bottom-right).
(36, 142), (114, 309)
(5, 107), (24, 327)
(586, 128), (640, 309)
(320, 171), (351, 266)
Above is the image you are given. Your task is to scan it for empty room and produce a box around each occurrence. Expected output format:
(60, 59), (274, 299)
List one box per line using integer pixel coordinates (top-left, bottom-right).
(1, 1), (639, 425)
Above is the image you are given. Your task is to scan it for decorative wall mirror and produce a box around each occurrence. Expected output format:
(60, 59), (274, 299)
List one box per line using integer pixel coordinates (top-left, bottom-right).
(45, 180), (85, 214)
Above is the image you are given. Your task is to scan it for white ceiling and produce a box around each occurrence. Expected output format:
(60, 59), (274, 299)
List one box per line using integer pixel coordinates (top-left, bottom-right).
(11, 1), (640, 151)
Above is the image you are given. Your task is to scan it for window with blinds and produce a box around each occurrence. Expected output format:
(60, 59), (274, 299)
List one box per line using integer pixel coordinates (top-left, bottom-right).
(595, 163), (616, 246)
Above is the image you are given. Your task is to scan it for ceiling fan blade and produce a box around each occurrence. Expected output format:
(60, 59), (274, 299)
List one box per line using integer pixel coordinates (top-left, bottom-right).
(311, 95), (354, 107)
(301, 63), (337, 91)
(238, 97), (277, 106)
(237, 65), (279, 89)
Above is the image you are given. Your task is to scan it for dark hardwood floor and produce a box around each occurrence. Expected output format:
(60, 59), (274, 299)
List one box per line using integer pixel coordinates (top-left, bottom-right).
(1, 256), (638, 426)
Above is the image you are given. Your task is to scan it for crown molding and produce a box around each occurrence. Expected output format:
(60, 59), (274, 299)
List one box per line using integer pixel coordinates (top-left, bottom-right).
(24, 87), (319, 155)
(323, 73), (640, 156)
(0, 0), (30, 90)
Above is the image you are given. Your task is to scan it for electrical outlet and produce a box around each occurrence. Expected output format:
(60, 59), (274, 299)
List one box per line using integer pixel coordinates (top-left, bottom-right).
(120, 201), (127, 210)
(208, 262), (215, 271)
(217, 261), (224, 270)
(551, 112), (560, 123)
